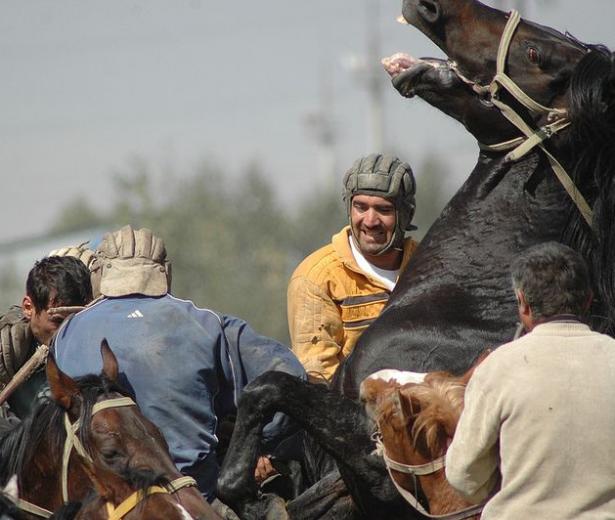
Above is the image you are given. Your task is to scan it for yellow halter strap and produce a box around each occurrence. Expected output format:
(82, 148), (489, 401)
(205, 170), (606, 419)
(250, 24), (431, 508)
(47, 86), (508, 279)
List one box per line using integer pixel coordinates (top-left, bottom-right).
(104, 485), (170, 520)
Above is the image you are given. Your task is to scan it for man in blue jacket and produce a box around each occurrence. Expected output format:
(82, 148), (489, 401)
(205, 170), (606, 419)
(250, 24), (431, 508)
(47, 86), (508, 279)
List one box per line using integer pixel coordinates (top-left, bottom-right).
(52, 225), (307, 501)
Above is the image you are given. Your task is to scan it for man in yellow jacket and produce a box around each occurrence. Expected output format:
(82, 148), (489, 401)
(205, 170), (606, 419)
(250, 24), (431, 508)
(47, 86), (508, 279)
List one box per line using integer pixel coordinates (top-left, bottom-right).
(288, 153), (419, 383)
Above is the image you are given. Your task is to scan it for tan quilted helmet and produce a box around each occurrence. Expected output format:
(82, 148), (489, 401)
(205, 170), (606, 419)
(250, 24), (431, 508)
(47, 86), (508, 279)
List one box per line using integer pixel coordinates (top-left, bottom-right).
(95, 225), (172, 297)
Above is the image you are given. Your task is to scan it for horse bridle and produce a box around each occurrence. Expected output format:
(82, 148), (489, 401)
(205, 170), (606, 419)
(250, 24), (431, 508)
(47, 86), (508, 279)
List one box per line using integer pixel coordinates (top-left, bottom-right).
(16, 396), (197, 519)
(449, 10), (593, 227)
(373, 431), (484, 520)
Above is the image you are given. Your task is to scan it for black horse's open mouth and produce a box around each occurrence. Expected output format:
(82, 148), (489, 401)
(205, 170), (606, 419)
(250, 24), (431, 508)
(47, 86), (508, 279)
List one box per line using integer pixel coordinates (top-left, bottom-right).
(382, 52), (457, 98)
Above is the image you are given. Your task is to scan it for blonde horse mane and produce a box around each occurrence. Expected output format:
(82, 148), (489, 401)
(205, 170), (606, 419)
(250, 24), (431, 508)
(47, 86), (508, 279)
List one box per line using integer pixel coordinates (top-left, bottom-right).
(406, 376), (466, 454)
(374, 374), (466, 459)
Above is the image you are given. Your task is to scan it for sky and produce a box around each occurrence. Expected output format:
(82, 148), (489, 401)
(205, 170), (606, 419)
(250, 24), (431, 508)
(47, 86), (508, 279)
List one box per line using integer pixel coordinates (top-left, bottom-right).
(2, 1), (615, 244)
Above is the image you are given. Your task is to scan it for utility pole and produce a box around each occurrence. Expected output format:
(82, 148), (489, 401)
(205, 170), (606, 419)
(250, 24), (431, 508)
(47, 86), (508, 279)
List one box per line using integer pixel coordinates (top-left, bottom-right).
(304, 63), (338, 186)
(342, 0), (386, 152)
(365, 0), (385, 152)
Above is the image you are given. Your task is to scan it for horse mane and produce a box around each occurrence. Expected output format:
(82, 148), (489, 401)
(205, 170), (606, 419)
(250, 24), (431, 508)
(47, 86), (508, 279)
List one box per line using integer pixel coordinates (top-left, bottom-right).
(376, 377), (466, 459)
(0, 373), (128, 488)
(406, 378), (465, 455)
(560, 45), (615, 334)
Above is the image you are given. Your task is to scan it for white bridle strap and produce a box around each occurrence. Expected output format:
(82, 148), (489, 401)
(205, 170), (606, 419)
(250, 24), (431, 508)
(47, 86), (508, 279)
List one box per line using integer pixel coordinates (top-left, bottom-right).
(386, 469), (485, 520)
(383, 449), (446, 476)
(493, 11), (567, 118)
(14, 498), (53, 518)
(454, 10), (593, 226)
(374, 434), (483, 519)
(62, 397), (137, 503)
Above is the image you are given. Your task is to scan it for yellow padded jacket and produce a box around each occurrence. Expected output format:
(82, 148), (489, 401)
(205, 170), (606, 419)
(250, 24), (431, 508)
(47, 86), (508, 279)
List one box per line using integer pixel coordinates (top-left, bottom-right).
(287, 226), (418, 383)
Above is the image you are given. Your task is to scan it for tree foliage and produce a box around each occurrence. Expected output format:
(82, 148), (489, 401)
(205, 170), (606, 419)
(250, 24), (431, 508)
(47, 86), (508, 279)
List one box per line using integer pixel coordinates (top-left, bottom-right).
(39, 153), (451, 344)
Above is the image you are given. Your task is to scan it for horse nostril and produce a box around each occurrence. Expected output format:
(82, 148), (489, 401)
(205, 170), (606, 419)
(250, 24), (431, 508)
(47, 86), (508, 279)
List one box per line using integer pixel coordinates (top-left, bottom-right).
(418, 0), (441, 24)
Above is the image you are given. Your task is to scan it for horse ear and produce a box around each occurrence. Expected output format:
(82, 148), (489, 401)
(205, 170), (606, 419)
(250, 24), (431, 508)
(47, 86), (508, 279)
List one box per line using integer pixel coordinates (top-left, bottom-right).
(100, 339), (119, 382)
(394, 387), (418, 422)
(395, 383), (421, 420)
(46, 352), (81, 412)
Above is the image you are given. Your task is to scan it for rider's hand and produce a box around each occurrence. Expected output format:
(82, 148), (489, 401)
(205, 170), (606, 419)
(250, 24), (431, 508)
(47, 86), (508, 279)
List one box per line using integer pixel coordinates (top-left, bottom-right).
(254, 455), (278, 484)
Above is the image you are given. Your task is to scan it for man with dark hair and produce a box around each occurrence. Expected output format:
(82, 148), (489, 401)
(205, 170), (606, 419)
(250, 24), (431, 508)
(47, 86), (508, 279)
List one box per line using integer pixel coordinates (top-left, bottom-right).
(52, 225), (306, 502)
(446, 242), (615, 519)
(288, 153), (419, 383)
(0, 256), (93, 418)
(22, 256), (93, 346)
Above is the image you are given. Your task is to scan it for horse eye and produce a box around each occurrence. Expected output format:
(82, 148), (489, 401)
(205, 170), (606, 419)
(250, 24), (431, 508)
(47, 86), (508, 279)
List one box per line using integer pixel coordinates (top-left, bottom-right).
(527, 46), (541, 65)
(101, 449), (122, 460)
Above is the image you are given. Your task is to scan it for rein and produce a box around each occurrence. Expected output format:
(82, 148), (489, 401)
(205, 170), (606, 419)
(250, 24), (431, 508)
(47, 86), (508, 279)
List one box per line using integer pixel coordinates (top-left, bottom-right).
(373, 432), (484, 520)
(450, 10), (592, 226)
(16, 396), (197, 518)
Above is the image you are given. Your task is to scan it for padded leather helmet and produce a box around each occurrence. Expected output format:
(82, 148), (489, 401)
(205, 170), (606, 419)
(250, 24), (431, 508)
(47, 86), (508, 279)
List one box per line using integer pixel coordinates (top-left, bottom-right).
(342, 153), (416, 254)
(95, 225), (172, 297)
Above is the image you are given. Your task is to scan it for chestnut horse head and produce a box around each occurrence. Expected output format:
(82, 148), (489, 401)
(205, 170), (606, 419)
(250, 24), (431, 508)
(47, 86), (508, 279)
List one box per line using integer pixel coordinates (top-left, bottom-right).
(370, 374), (471, 517)
(361, 352), (490, 517)
(0, 340), (218, 519)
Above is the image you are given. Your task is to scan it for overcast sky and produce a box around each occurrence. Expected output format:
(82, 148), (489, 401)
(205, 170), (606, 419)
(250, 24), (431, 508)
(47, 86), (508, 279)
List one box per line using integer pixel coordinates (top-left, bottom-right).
(2, 1), (614, 243)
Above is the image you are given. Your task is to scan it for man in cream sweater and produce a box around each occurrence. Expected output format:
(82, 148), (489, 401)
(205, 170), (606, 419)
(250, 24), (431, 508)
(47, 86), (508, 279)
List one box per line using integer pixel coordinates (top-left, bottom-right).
(446, 241), (615, 519)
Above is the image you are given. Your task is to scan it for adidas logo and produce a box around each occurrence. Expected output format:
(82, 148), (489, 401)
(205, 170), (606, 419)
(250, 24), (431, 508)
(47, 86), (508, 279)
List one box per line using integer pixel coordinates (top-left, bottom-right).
(127, 310), (144, 319)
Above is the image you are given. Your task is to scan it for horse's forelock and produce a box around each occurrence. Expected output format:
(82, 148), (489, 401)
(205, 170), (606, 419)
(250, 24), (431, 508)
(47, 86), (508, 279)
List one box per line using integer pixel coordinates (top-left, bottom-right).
(406, 380), (466, 456)
(74, 373), (130, 454)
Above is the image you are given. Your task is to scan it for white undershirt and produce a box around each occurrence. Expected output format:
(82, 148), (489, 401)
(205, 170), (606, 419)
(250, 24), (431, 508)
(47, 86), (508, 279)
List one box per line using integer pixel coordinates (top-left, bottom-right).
(349, 235), (399, 291)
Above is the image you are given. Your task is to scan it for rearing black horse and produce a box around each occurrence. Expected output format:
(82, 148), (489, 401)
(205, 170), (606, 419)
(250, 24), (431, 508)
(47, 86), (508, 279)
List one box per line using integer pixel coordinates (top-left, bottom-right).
(219, 2), (615, 518)
(337, 0), (615, 400)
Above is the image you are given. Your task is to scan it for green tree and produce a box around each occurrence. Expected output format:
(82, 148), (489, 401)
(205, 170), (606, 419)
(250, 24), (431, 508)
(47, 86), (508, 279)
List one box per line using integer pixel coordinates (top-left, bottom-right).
(0, 262), (21, 311)
(49, 198), (106, 234)
(47, 151), (451, 344)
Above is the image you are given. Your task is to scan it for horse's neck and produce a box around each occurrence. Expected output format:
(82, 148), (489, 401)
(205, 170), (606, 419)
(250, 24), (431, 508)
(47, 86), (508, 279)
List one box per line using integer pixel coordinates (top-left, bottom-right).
(401, 150), (568, 285)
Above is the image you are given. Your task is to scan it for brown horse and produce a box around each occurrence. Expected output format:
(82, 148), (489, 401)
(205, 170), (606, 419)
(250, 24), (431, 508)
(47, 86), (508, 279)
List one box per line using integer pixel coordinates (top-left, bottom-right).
(360, 353), (490, 518)
(0, 341), (219, 520)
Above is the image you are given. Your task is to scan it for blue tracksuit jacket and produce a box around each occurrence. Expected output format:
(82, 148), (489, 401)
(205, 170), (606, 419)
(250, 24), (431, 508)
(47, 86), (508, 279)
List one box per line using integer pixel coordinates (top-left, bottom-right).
(52, 294), (306, 499)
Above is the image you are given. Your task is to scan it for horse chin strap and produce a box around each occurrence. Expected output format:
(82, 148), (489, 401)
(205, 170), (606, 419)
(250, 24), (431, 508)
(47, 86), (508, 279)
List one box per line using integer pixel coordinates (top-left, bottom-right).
(450, 10), (593, 227)
(373, 432), (484, 520)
